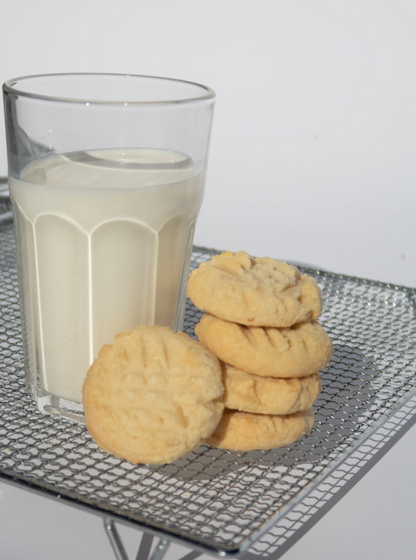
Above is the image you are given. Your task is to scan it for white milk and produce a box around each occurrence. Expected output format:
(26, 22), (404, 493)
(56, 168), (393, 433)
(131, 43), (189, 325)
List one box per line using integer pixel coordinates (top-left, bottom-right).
(10, 149), (205, 403)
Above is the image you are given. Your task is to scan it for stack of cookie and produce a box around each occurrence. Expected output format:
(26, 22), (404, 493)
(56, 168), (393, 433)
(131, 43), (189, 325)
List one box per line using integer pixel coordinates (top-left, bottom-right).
(187, 250), (333, 452)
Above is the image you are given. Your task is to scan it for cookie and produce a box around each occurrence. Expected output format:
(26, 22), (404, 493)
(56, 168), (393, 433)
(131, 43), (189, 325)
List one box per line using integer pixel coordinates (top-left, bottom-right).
(82, 326), (224, 465)
(222, 364), (321, 415)
(206, 408), (314, 451)
(187, 251), (322, 327)
(195, 313), (333, 378)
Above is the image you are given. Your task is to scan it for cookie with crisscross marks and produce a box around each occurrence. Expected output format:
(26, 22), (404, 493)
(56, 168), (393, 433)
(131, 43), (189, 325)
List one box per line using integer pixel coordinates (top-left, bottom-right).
(187, 251), (322, 327)
(195, 313), (332, 378)
(82, 326), (224, 465)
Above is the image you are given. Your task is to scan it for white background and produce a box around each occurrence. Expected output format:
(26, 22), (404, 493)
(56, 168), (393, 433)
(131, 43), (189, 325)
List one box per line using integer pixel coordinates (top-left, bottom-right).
(2, 0), (415, 287)
(1, 1), (416, 559)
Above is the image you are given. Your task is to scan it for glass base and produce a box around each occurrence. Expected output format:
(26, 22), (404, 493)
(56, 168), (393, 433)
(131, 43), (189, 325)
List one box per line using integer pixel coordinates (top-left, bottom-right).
(35, 388), (85, 423)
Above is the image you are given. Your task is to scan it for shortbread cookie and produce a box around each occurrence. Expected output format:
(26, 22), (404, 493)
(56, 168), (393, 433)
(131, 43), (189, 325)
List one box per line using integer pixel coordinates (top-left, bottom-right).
(206, 408), (314, 451)
(187, 251), (322, 327)
(82, 326), (224, 465)
(222, 364), (321, 415)
(196, 313), (333, 378)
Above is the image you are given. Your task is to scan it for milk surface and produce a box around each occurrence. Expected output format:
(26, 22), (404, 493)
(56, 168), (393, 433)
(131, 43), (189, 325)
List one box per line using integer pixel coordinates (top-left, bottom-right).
(10, 149), (204, 403)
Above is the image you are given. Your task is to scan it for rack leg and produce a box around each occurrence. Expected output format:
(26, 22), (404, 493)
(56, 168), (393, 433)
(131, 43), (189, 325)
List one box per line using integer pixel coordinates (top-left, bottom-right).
(104, 517), (172, 560)
(149, 538), (171, 560)
(104, 517), (130, 560)
(135, 532), (154, 560)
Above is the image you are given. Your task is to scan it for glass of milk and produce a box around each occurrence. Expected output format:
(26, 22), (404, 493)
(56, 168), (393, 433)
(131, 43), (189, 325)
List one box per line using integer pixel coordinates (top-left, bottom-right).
(2, 73), (215, 422)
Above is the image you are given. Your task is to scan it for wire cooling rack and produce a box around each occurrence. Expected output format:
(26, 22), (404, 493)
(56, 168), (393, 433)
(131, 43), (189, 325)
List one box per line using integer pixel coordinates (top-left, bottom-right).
(0, 196), (416, 558)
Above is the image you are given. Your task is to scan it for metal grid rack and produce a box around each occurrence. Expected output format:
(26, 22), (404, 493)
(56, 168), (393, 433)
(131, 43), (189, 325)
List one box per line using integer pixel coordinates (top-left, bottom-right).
(0, 198), (415, 559)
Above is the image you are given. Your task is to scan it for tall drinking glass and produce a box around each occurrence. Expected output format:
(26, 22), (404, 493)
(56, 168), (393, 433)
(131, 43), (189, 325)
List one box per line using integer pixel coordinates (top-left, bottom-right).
(3, 73), (215, 422)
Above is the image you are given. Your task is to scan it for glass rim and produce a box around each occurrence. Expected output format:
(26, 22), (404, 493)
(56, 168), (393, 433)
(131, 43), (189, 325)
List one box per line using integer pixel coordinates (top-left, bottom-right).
(2, 72), (216, 105)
